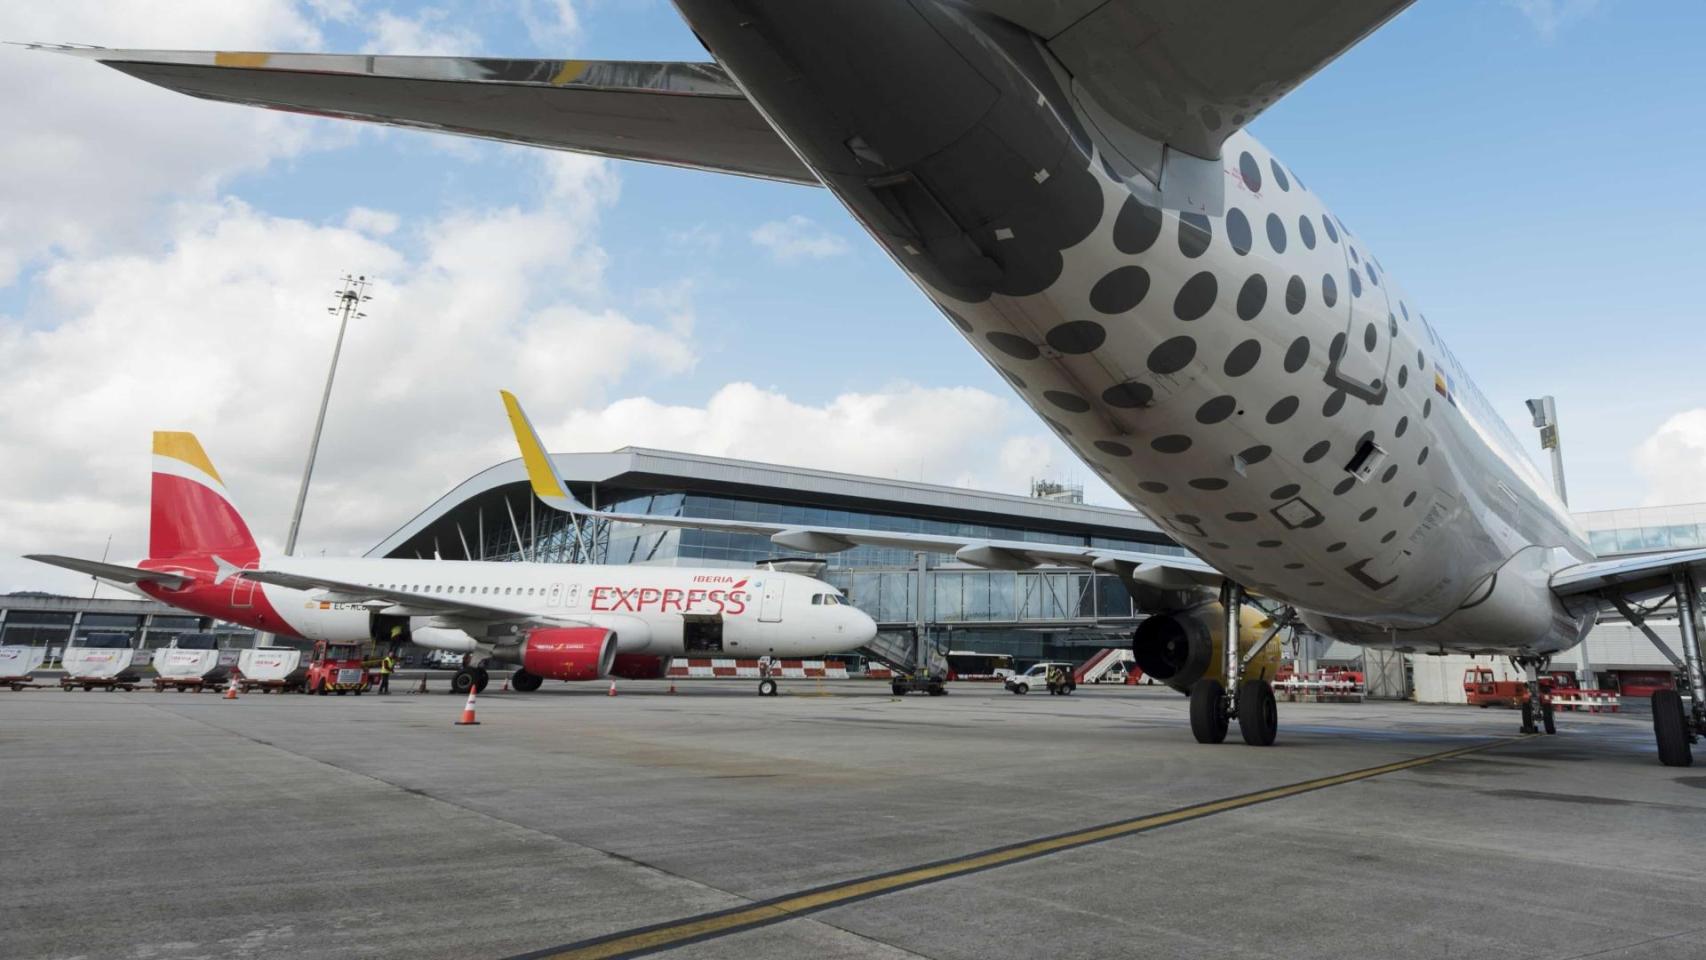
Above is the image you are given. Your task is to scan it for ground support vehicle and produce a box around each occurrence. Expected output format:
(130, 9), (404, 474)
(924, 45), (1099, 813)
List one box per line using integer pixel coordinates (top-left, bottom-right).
(303, 641), (371, 695)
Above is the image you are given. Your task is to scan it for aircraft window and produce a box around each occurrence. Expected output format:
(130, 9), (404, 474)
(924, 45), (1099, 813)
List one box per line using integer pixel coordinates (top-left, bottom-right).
(812, 594), (823, 605)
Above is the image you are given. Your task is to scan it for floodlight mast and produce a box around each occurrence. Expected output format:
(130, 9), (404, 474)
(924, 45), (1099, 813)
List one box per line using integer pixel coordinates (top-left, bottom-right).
(283, 274), (371, 558)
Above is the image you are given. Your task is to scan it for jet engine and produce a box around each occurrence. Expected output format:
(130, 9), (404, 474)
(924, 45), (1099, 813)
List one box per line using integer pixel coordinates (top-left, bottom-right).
(408, 626), (479, 653)
(1131, 603), (1283, 695)
(494, 626), (618, 681)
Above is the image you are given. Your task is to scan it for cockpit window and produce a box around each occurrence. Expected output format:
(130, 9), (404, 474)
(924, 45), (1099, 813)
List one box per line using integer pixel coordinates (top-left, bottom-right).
(812, 594), (824, 605)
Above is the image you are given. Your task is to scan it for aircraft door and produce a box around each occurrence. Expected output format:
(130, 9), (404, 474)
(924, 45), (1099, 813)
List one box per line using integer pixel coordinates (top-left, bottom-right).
(1324, 240), (1395, 405)
(758, 578), (785, 622)
(230, 562), (257, 609)
(547, 582), (565, 607)
(563, 583), (582, 610)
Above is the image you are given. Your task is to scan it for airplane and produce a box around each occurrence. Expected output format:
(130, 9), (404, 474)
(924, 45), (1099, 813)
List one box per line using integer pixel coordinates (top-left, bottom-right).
(25, 2), (1706, 763)
(28, 432), (878, 695)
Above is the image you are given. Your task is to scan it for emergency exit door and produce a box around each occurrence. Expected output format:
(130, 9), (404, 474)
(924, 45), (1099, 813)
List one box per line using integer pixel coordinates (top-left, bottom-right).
(758, 578), (785, 622)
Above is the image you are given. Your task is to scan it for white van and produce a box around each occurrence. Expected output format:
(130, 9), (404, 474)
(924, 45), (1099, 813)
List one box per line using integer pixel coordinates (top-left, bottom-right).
(1004, 662), (1076, 695)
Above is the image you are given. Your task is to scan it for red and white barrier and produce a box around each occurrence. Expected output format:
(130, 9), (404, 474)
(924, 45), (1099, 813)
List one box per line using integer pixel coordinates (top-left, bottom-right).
(1550, 690), (1621, 713)
(666, 658), (849, 680)
(1273, 672), (1365, 703)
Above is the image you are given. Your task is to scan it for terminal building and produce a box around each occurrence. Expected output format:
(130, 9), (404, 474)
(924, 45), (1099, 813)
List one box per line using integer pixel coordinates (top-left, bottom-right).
(6, 447), (1701, 693)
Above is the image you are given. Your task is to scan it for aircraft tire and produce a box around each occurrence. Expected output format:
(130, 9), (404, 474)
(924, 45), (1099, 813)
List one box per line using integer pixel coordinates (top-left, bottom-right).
(510, 670), (542, 693)
(1189, 679), (1228, 744)
(1542, 702), (1556, 735)
(450, 671), (476, 695)
(473, 668), (490, 693)
(758, 678), (778, 697)
(1652, 690), (1693, 767)
(1520, 701), (1538, 735)
(1237, 680), (1278, 747)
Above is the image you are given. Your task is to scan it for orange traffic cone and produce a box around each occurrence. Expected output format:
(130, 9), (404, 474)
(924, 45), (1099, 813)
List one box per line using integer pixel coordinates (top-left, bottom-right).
(607, 680), (617, 697)
(501, 674), (510, 692)
(223, 675), (239, 700)
(668, 681), (676, 694)
(454, 686), (480, 725)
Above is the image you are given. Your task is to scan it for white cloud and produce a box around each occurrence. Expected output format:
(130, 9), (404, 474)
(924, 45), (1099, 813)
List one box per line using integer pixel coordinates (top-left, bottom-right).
(749, 215), (850, 263)
(0, 153), (703, 594)
(1506, 0), (1603, 40)
(517, 0), (582, 50)
(0, 2), (331, 285)
(1635, 409), (1706, 507)
(365, 7), (482, 56)
(343, 207), (400, 236)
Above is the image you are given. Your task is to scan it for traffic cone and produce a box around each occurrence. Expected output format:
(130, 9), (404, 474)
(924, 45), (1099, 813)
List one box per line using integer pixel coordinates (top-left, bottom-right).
(454, 686), (480, 725)
(607, 680), (617, 697)
(501, 674), (510, 692)
(223, 675), (239, 700)
(668, 681), (676, 694)
(415, 674), (428, 694)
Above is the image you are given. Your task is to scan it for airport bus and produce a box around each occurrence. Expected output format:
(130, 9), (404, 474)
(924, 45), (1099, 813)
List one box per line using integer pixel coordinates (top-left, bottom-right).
(946, 651), (1015, 682)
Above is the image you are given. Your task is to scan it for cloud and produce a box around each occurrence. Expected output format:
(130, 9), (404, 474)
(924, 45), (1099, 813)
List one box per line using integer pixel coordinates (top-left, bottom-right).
(749, 215), (851, 262)
(0, 2), (331, 286)
(1506, 0), (1603, 40)
(517, 0), (582, 50)
(0, 152), (702, 594)
(1635, 409), (1706, 507)
(364, 7), (482, 56)
(528, 381), (1082, 496)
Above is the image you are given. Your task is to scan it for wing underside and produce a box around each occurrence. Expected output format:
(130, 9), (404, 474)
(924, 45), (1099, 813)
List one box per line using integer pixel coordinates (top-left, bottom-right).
(29, 45), (817, 185)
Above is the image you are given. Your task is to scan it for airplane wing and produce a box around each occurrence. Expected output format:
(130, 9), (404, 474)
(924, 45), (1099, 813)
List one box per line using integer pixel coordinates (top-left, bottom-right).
(500, 390), (1220, 590)
(26, 554), (191, 590)
(1550, 548), (1706, 609)
(23, 44), (816, 185)
(237, 568), (575, 626)
(973, 0), (1415, 159)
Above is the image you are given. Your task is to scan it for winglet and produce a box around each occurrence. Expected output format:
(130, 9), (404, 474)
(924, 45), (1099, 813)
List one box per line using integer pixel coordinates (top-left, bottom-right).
(500, 390), (589, 513)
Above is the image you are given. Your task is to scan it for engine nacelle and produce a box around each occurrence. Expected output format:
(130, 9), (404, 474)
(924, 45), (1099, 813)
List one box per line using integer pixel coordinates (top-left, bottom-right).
(1132, 604), (1283, 695)
(610, 654), (668, 680)
(511, 627), (617, 681)
(409, 626), (479, 654)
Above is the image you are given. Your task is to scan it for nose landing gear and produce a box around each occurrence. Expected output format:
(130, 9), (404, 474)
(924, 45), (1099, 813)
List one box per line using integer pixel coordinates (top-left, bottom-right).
(1511, 657), (1556, 736)
(1189, 584), (1289, 746)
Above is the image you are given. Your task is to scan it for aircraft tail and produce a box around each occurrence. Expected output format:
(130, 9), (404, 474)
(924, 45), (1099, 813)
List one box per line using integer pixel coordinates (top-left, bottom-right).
(149, 432), (259, 560)
(499, 390), (593, 515)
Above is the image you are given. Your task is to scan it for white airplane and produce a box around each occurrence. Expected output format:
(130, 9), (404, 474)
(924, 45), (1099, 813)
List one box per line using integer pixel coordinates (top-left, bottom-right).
(27, 2), (1706, 762)
(29, 432), (877, 695)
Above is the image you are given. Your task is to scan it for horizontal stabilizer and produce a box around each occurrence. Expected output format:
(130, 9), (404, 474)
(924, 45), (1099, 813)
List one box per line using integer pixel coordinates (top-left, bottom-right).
(26, 44), (817, 185)
(25, 554), (190, 590)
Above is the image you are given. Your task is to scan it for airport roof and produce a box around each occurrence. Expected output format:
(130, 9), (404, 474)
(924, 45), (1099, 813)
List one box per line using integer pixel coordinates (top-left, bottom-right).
(366, 447), (1169, 558)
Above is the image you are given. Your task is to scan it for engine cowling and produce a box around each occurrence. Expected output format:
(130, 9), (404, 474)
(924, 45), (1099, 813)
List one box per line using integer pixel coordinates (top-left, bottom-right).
(518, 627), (617, 681)
(1132, 603), (1283, 695)
(409, 626), (479, 653)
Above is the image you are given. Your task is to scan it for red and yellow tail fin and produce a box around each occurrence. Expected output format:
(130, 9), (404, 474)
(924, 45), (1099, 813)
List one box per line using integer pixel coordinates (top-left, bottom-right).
(149, 431), (257, 561)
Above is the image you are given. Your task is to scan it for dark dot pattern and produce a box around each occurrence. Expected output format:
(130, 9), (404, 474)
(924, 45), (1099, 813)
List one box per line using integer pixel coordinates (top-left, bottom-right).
(1333, 477), (1355, 496)
(1270, 484), (1300, 500)
(1113, 195), (1163, 254)
(1266, 396), (1299, 424)
(1283, 336), (1309, 372)
(1322, 217), (1339, 243)
(1178, 213), (1212, 258)
(1226, 208), (1253, 255)
(1381, 464), (1398, 483)
(1044, 390), (1090, 413)
(1224, 339), (1261, 377)
(1363, 322), (1378, 351)
(1270, 160), (1290, 191)
(1174, 272), (1218, 321)
(987, 332), (1038, 360)
(1381, 531), (1397, 543)
(1196, 395), (1237, 424)
(1397, 365), (1409, 388)
(1359, 507), (1378, 522)
(1148, 336), (1197, 375)
(1139, 481), (1168, 493)
(1265, 213), (1287, 254)
(1285, 275), (1306, 314)
(1236, 274), (1266, 320)
(945, 310), (972, 332)
(1094, 440), (1132, 457)
(1418, 446), (1430, 464)
(1326, 542), (1347, 553)
(1322, 274), (1338, 308)
(1238, 445), (1271, 465)
(1298, 215), (1316, 249)
(1403, 491), (1418, 507)
(1152, 434), (1193, 454)
(1089, 267), (1150, 315)
(1257, 540), (1282, 548)
(1226, 512), (1258, 523)
(1191, 477), (1229, 490)
(1394, 416), (1409, 438)
(1047, 320), (1106, 354)
(1349, 271), (1363, 298)
(1103, 381), (1154, 408)
(1322, 390), (1346, 417)
(1303, 440), (1331, 463)
(1238, 151), (1262, 192)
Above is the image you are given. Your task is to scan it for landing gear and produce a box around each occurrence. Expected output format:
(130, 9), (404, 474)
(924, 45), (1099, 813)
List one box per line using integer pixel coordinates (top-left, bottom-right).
(1237, 680), (1278, 746)
(510, 669), (542, 693)
(1190, 679), (1228, 744)
(1513, 656), (1553, 735)
(450, 670), (476, 695)
(473, 667), (490, 693)
(1652, 689), (1693, 767)
(758, 678), (778, 697)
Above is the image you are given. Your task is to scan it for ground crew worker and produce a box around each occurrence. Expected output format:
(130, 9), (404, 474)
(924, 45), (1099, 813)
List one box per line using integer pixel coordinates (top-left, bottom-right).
(376, 652), (395, 695)
(387, 623), (406, 657)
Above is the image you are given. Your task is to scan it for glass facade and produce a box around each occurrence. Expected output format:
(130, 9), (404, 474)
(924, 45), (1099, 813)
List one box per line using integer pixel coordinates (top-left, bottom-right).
(1586, 523), (1706, 556)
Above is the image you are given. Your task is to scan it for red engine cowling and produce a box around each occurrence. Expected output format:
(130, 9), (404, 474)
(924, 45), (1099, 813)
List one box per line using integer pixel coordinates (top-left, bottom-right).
(610, 654), (667, 680)
(522, 627), (617, 681)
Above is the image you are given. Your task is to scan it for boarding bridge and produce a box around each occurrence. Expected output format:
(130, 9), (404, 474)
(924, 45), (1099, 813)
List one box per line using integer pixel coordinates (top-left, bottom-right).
(859, 628), (950, 693)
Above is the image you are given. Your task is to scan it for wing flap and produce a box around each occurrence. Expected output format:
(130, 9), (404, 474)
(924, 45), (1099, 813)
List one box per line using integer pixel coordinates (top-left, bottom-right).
(35, 45), (817, 184)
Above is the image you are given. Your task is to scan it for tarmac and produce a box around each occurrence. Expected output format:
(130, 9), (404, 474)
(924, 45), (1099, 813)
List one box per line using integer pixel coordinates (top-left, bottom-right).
(2, 679), (1702, 960)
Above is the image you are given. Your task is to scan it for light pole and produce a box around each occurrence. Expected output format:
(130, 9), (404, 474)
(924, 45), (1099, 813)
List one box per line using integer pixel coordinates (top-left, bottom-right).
(282, 275), (371, 557)
(1526, 395), (1590, 687)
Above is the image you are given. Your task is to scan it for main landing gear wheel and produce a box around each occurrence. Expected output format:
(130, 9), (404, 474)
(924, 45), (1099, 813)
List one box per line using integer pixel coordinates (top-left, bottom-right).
(1237, 680), (1278, 747)
(1189, 679), (1228, 744)
(1542, 701), (1557, 736)
(450, 670), (476, 695)
(758, 678), (778, 697)
(1652, 690), (1694, 767)
(510, 670), (542, 693)
(1520, 701), (1538, 735)
(473, 667), (490, 693)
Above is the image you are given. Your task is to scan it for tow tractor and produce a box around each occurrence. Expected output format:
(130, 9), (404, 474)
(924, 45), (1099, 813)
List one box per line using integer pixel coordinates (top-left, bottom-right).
(303, 640), (371, 695)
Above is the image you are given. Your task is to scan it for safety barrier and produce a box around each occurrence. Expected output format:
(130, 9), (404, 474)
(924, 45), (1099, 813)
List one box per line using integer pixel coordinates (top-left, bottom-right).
(666, 658), (850, 680)
(1550, 690), (1622, 713)
(1273, 672), (1364, 703)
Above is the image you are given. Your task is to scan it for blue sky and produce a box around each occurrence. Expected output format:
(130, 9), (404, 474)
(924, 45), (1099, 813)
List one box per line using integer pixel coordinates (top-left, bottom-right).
(2, 0), (1704, 592)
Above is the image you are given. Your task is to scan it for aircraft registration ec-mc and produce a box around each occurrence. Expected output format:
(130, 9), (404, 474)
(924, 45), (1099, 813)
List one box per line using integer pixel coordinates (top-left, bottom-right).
(28, 0), (1706, 762)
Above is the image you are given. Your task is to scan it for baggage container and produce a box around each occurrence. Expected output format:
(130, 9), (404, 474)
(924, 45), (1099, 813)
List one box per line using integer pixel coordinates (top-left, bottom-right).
(153, 633), (241, 691)
(61, 633), (151, 690)
(237, 646), (307, 693)
(0, 645), (47, 689)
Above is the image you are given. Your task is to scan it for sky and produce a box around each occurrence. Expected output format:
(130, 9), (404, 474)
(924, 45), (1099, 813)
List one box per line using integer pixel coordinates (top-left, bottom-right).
(2, 0), (1703, 595)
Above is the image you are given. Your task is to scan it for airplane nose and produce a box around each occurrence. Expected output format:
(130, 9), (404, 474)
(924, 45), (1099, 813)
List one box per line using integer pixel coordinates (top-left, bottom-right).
(853, 610), (877, 645)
